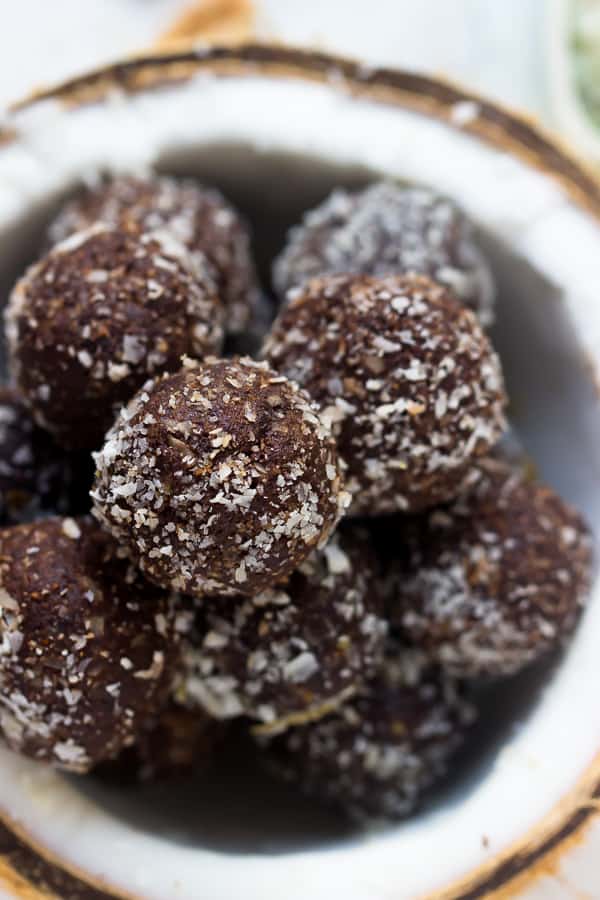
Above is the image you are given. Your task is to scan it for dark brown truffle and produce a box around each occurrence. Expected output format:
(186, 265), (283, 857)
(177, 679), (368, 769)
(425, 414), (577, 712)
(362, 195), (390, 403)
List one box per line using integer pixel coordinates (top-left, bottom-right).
(176, 528), (388, 732)
(259, 643), (475, 821)
(47, 174), (259, 335)
(92, 357), (349, 598)
(6, 224), (223, 450)
(273, 182), (495, 327)
(389, 457), (593, 677)
(0, 387), (85, 525)
(263, 273), (507, 515)
(100, 703), (227, 782)
(0, 517), (189, 772)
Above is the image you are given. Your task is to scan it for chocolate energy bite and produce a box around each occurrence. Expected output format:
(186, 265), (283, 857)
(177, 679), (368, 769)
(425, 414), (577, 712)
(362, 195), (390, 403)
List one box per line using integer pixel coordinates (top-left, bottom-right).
(0, 387), (82, 525)
(259, 644), (475, 821)
(263, 273), (507, 515)
(390, 457), (593, 678)
(176, 529), (388, 732)
(47, 174), (259, 334)
(92, 357), (350, 598)
(6, 224), (223, 450)
(273, 182), (495, 327)
(0, 517), (190, 772)
(100, 703), (227, 783)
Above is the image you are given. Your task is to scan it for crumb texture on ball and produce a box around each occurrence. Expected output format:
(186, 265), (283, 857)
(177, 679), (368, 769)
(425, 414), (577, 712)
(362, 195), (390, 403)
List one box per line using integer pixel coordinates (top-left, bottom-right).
(92, 357), (349, 598)
(47, 174), (259, 335)
(273, 182), (495, 327)
(6, 225), (224, 450)
(263, 273), (506, 515)
(0, 517), (187, 772)
(391, 458), (593, 677)
(177, 528), (387, 730)
(260, 644), (475, 821)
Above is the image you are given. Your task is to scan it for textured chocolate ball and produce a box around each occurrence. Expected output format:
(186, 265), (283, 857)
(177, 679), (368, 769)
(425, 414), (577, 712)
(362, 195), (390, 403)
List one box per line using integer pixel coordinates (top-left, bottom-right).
(177, 528), (388, 732)
(92, 357), (349, 598)
(259, 644), (475, 821)
(47, 174), (259, 334)
(263, 273), (507, 515)
(273, 182), (495, 327)
(0, 517), (189, 772)
(389, 458), (593, 678)
(0, 388), (84, 525)
(6, 224), (223, 450)
(100, 703), (227, 782)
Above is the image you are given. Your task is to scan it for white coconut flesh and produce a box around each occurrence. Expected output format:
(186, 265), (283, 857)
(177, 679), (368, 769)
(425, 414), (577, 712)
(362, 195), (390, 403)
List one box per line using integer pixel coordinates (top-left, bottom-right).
(0, 70), (599, 900)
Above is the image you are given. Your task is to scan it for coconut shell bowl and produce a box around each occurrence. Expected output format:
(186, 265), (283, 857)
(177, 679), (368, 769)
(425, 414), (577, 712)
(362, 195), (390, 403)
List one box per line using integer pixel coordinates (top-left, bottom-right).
(0, 45), (599, 900)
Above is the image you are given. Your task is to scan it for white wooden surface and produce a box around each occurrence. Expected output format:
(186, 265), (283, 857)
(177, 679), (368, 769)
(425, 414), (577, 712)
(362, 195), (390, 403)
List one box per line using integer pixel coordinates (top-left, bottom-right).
(0, 2), (598, 898)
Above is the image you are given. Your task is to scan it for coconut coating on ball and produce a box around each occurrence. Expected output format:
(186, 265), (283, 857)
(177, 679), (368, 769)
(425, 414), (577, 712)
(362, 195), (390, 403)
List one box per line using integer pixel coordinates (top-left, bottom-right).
(0, 517), (189, 772)
(389, 457), (593, 678)
(6, 224), (223, 450)
(177, 529), (388, 732)
(0, 388), (88, 525)
(273, 182), (495, 327)
(263, 273), (507, 515)
(92, 357), (350, 598)
(259, 644), (475, 821)
(47, 174), (259, 334)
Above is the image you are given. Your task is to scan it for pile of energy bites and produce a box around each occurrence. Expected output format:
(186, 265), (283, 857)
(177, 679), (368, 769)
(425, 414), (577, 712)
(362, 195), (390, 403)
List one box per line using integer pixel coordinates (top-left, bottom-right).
(0, 176), (592, 822)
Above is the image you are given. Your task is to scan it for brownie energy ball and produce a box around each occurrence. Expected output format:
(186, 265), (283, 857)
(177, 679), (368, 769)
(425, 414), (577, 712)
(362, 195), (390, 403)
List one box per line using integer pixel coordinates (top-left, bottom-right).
(0, 517), (188, 772)
(260, 643), (475, 821)
(390, 457), (593, 677)
(6, 224), (223, 449)
(273, 182), (495, 327)
(263, 273), (507, 515)
(177, 529), (388, 732)
(47, 174), (259, 334)
(101, 703), (227, 783)
(92, 357), (349, 598)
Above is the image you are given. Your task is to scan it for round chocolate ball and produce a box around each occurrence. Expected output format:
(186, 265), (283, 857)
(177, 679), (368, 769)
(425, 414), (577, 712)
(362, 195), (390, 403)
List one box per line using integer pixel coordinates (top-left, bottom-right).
(263, 273), (507, 515)
(389, 457), (593, 678)
(100, 703), (227, 783)
(92, 357), (349, 598)
(259, 643), (475, 821)
(273, 182), (495, 327)
(6, 224), (223, 450)
(0, 387), (84, 525)
(47, 174), (259, 334)
(176, 528), (388, 732)
(0, 516), (189, 772)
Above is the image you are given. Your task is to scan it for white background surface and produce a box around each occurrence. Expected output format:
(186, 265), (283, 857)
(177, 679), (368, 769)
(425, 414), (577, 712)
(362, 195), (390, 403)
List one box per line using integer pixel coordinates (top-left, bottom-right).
(0, 2), (598, 898)
(0, 0), (549, 120)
